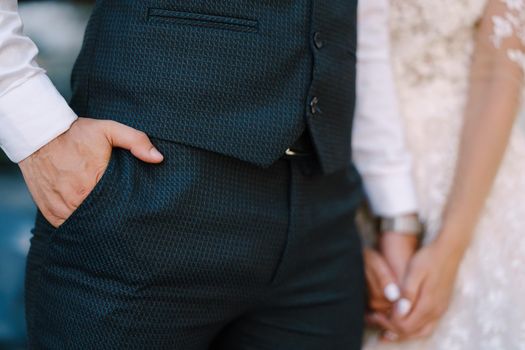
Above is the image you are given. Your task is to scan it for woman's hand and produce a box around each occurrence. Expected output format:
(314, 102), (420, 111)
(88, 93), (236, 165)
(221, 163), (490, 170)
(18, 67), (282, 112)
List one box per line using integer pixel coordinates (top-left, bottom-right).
(391, 239), (464, 340)
(363, 247), (400, 313)
(376, 231), (419, 341)
(363, 247), (401, 335)
(379, 231), (419, 282)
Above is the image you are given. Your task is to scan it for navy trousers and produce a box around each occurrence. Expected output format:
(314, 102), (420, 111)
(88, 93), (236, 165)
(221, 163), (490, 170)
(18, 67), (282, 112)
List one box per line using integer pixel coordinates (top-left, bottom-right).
(25, 139), (365, 349)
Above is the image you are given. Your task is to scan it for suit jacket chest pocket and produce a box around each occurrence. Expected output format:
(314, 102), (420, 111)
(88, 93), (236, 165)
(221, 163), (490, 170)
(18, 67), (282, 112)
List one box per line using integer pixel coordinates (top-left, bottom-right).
(147, 8), (258, 33)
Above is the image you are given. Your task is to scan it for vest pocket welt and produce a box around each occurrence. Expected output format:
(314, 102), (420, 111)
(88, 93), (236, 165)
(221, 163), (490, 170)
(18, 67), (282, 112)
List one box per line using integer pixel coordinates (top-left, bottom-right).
(147, 8), (258, 33)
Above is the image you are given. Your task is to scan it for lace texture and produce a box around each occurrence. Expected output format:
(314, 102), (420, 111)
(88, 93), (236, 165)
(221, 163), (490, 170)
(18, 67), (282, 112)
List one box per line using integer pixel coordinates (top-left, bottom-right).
(363, 0), (525, 349)
(491, 0), (525, 71)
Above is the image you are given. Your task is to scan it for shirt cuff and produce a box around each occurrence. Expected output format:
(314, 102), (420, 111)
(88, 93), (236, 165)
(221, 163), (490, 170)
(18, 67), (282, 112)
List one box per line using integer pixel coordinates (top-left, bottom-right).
(363, 173), (419, 217)
(0, 74), (78, 162)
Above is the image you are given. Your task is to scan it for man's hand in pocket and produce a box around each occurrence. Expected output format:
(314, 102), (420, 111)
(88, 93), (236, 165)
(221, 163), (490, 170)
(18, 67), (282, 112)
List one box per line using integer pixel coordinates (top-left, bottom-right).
(18, 117), (164, 228)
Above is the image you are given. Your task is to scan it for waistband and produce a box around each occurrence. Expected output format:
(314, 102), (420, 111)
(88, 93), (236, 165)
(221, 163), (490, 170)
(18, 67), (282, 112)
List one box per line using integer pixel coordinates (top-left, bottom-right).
(283, 131), (316, 159)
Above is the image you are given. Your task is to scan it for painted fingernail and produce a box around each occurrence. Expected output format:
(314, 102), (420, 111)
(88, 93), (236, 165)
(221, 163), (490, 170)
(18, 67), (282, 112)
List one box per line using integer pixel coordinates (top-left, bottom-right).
(384, 283), (401, 302)
(150, 148), (164, 160)
(397, 298), (412, 316)
(383, 331), (399, 341)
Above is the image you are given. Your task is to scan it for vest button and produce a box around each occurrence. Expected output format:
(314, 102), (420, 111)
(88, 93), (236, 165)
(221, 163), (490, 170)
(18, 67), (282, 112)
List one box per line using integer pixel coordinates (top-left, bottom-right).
(313, 32), (324, 49)
(310, 96), (321, 115)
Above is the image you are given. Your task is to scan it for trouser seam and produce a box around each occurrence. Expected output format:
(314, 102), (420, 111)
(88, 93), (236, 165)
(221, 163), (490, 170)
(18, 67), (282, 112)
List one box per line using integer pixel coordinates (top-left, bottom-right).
(267, 160), (294, 286)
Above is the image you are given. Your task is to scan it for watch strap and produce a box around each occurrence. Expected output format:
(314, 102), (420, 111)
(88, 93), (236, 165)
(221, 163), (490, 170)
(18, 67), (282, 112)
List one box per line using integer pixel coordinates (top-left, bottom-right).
(380, 215), (423, 235)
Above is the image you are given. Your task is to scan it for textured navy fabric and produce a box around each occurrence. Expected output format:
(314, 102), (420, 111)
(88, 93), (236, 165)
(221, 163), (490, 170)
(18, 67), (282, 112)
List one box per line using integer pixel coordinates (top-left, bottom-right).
(26, 1), (365, 348)
(26, 142), (365, 349)
(307, 1), (358, 173)
(70, 0), (358, 173)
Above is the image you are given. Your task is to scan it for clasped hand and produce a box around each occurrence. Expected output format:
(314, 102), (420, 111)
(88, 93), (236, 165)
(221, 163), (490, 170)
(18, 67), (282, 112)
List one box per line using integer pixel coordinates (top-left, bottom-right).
(364, 233), (462, 342)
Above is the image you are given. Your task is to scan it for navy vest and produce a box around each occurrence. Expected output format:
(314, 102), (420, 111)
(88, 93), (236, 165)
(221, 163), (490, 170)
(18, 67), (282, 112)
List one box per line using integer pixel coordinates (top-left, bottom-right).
(70, 1), (358, 173)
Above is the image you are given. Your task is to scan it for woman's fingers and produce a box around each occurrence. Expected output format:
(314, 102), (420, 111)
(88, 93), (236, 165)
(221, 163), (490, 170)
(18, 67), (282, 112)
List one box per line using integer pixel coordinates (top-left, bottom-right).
(389, 257), (428, 336)
(381, 288), (436, 342)
(384, 282), (401, 303)
(387, 243), (460, 341)
(364, 248), (401, 314)
(367, 312), (399, 333)
(366, 249), (401, 301)
(396, 289), (435, 336)
(378, 232), (419, 280)
(381, 317), (437, 343)
(406, 320), (438, 340)
(364, 252), (385, 309)
(395, 257), (425, 319)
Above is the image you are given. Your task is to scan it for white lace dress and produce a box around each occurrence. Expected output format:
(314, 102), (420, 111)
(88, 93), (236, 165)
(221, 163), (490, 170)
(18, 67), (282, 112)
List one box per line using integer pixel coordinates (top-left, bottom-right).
(364, 0), (525, 349)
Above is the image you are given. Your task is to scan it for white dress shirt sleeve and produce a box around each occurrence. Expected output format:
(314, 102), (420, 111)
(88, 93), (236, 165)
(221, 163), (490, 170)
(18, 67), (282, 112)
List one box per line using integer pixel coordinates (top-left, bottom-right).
(353, 0), (418, 217)
(0, 0), (77, 163)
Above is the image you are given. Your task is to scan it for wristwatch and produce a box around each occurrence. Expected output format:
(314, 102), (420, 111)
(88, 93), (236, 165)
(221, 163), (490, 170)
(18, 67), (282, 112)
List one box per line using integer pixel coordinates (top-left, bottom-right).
(379, 214), (423, 235)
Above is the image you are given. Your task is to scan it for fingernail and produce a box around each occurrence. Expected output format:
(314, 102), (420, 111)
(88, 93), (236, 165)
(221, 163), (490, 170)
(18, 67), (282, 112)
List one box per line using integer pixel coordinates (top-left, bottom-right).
(397, 298), (412, 316)
(384, 283), (401, 302)
(383, 331), (399, 341)
(150, 148), (163, 160)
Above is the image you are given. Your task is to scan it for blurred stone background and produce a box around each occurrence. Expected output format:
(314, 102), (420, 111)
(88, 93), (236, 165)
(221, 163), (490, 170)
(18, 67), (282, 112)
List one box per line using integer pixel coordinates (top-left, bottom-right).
(0, 2), (93, 348)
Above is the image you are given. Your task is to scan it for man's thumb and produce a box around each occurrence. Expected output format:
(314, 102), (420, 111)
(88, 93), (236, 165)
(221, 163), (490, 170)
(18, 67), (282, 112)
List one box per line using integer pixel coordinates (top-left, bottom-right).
(103, 121), (164, 163)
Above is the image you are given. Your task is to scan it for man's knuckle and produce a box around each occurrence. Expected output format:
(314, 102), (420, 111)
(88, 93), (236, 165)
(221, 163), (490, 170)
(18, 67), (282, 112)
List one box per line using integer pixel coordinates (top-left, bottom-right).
(47, 203), (61, 217)
(137, 131), (149, 142)
(56, 208), (71, 220)
(101, 120), (117, 135)
(76, 186), (89, 198)
(44, 210), (63, 227)
(103, 119), (117, 128)
(48, 218), (64, 228)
